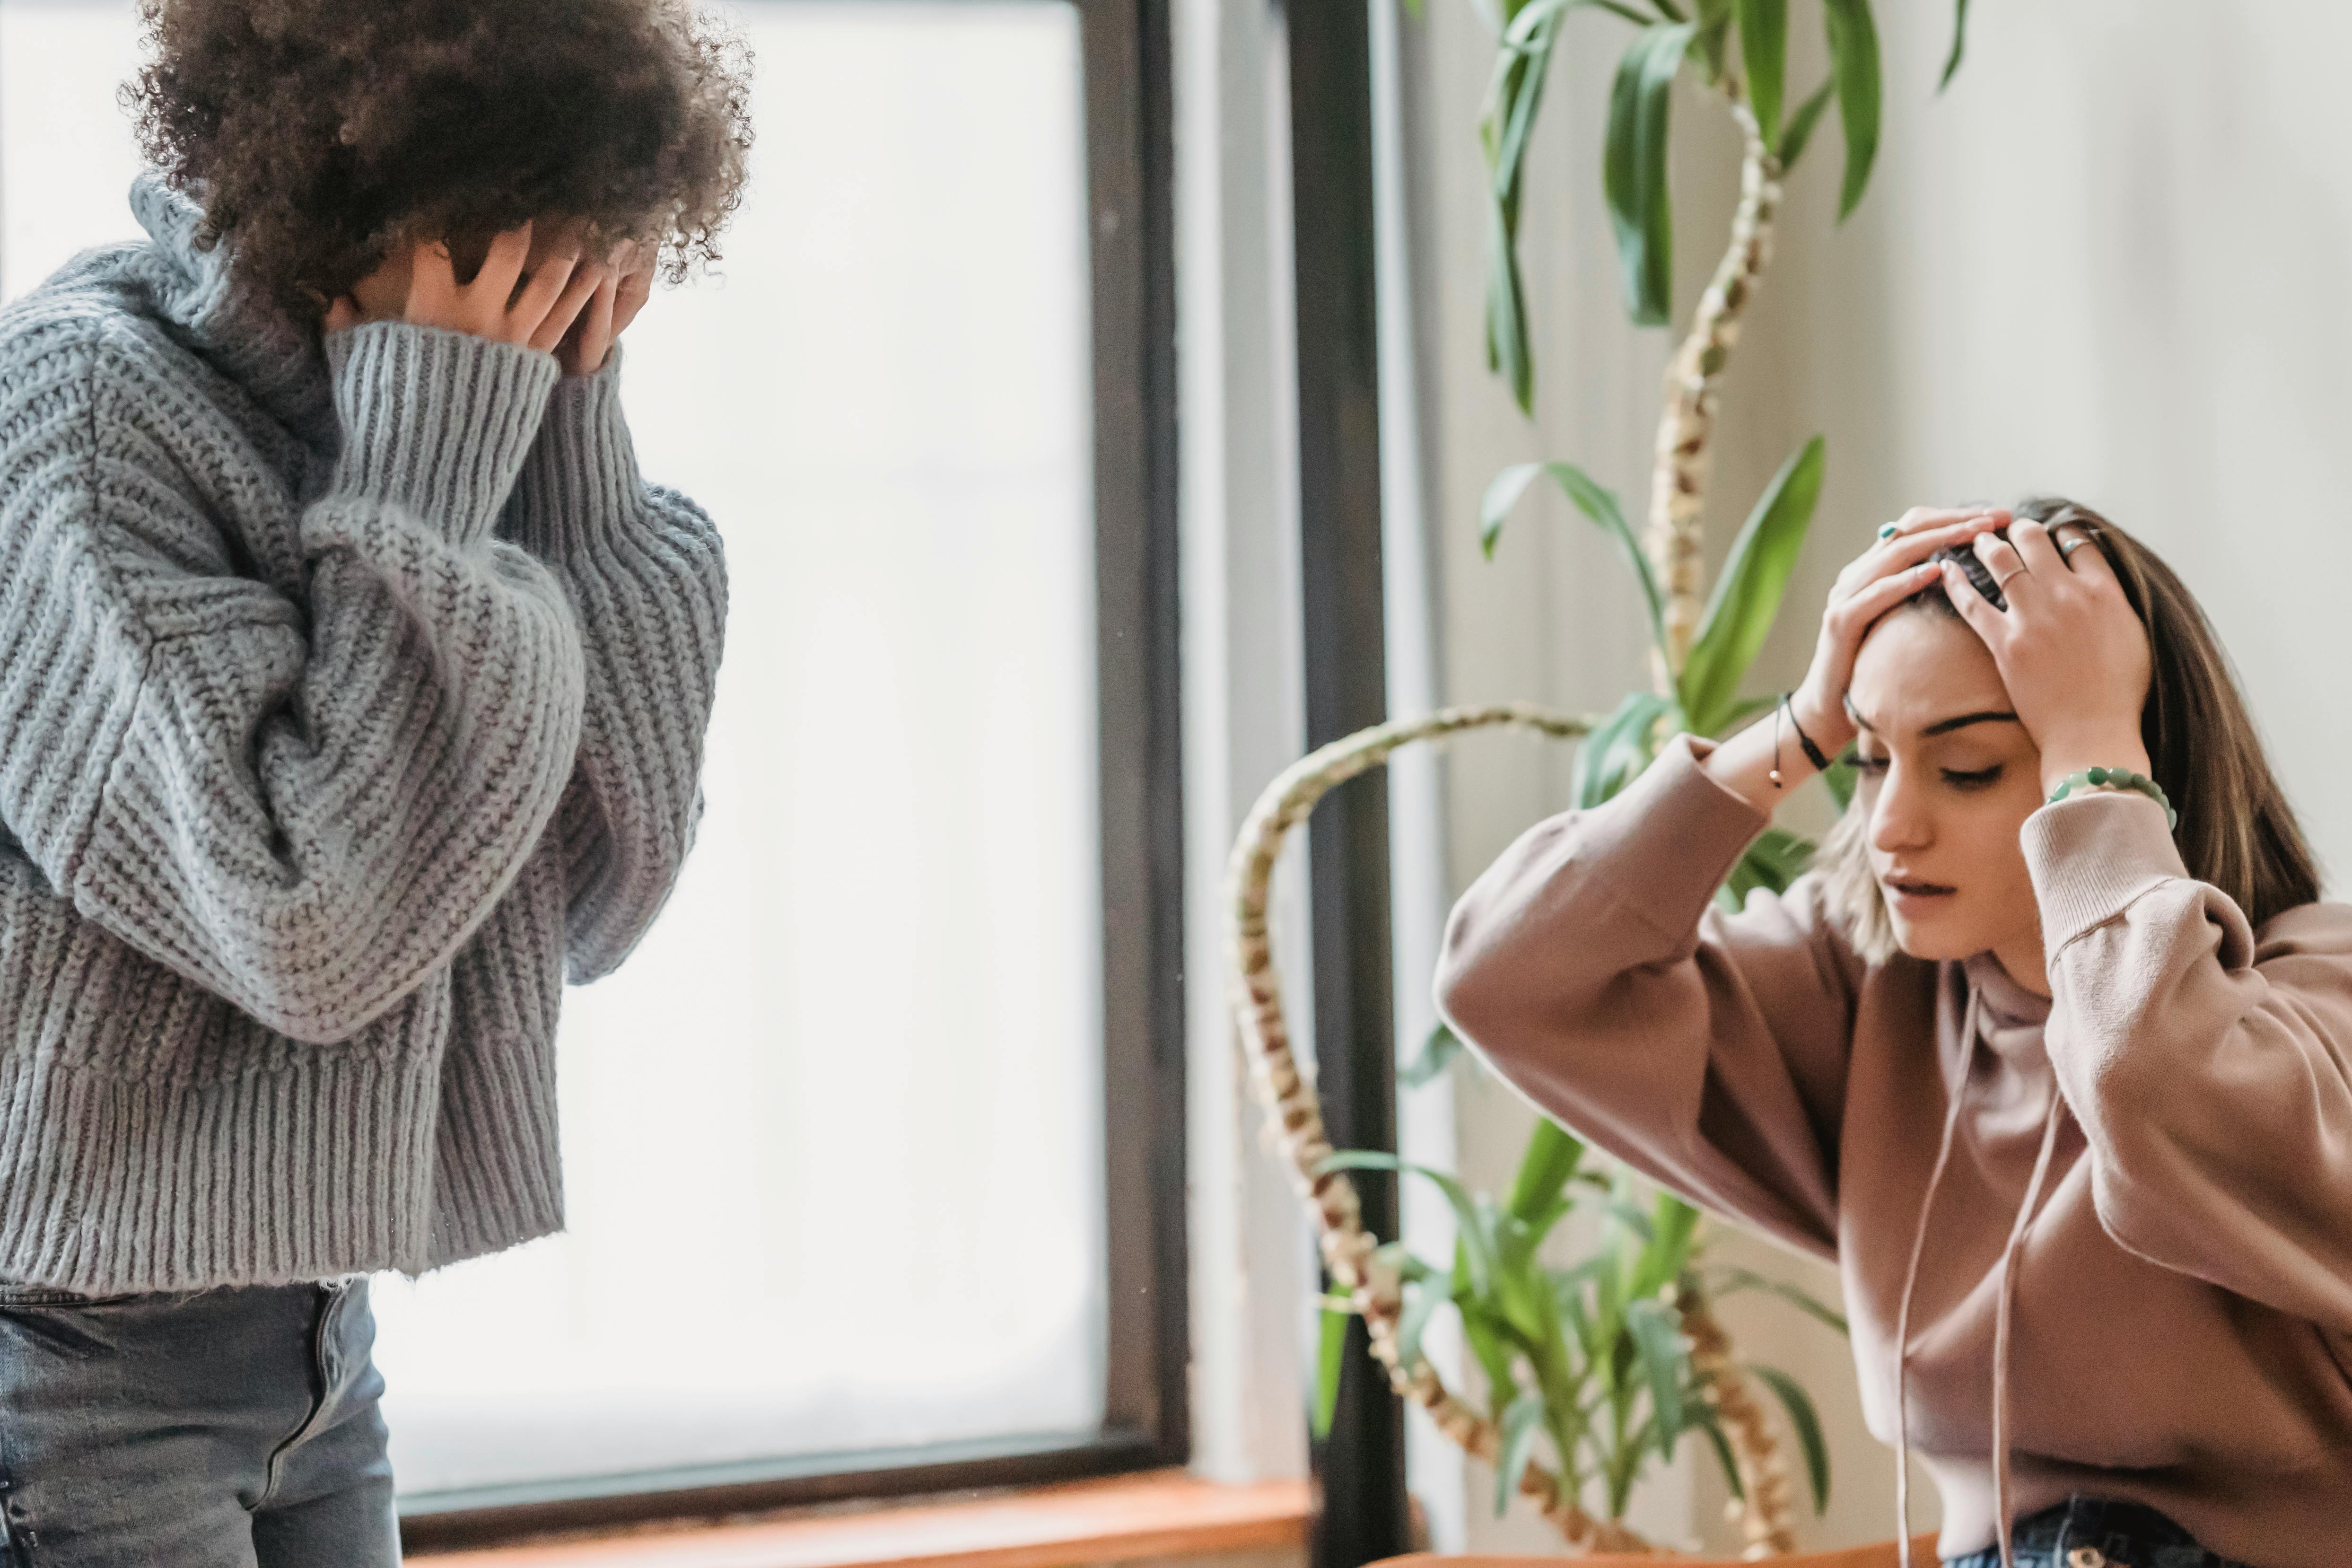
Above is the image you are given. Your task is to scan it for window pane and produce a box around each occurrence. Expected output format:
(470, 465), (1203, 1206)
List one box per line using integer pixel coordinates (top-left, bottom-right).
(1, 0), (1108, 1498)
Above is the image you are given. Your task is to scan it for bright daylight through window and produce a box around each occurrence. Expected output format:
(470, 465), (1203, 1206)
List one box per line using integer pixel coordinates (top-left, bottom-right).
(0, 0), (1109, 1502)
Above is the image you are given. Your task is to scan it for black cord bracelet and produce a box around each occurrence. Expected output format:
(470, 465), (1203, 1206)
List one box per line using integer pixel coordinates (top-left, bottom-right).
(1783, 696), (1833, 774)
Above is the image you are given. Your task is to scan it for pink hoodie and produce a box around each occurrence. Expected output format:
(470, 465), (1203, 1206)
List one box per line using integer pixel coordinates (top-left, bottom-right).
(1434, 736), (2352, 1565)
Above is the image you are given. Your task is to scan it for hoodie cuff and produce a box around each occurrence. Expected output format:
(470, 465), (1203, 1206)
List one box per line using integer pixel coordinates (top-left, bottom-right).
(501, 344), (642, 559)
(1607, 734), (1772, 938)
(323, 323), (559, 547)
(2021, 789), (2189, 958)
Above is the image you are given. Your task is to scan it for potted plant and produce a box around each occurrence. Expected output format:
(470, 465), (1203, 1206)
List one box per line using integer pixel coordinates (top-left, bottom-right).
(1228, 0), (1973, 1551)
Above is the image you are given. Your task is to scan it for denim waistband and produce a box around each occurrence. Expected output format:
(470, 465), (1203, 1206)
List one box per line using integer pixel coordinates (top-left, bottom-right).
(1943, 1498), (2253, 1568)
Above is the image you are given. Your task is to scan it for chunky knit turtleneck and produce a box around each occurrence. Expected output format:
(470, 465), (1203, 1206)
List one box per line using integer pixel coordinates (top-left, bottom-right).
(0, 174), (727, 1290)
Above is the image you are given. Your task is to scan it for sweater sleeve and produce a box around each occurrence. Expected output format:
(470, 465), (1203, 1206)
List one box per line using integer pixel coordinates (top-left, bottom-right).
(0, 319), (586, 1045)
(496, 348), (728, 984)
(1434, 736), (1863, 1261)
(2026, 792), (2352, 1333)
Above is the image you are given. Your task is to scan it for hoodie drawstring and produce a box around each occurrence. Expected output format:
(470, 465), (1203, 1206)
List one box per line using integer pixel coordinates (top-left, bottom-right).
(1893, 989), (1976, 1568)
(1891, 982), (2071, 1568)
(1989, 1088), (2067, 1568)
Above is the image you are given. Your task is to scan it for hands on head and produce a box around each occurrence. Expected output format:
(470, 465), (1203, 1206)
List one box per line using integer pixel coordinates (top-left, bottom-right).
(322, 220), (656, 377)
(1792, 505), (2153, 795)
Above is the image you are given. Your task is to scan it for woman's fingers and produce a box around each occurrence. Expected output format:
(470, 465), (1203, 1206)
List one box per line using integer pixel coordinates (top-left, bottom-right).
(1885, 505), (2006, 539)
(2009, 518), (2067, 578)
(1841, 514), (2002, 598)
(1939, 559), (2009, 645)
(532, 260), (605, 354)
(2058, 527), (2121, 588)
(1837, 559), (1945, 631)
(1880, 514), (2002, 570)
(570, 268), (620, 374)
(513, 250), (584, 344)
(407, 240), (459, 321)
(1972, 530), (2030, 595)
(473, 223), (535, 317)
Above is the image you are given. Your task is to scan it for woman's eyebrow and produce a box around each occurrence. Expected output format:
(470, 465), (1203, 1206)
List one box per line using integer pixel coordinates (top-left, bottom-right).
(1921, 710), (2022, 736)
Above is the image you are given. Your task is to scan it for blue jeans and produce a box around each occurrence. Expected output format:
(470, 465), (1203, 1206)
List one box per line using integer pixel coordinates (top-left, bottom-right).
(0, 1278), (399, 1567)
(1945, 1497), (2255, 1568)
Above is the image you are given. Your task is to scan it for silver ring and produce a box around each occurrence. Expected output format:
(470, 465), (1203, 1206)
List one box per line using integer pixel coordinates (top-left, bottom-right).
(1994, 564), (2028, 591)
(2057, 535), (2090, 559)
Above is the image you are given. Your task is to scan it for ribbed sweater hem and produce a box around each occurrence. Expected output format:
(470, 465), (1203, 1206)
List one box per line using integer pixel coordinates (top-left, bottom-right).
(0, 1048), (452, 1292)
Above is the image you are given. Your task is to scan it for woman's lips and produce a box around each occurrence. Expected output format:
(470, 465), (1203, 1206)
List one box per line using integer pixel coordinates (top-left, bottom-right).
(1882, 876), (1957, 914)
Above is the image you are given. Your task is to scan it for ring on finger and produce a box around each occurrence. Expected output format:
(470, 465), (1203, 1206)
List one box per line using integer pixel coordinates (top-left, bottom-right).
(1993, 563), (2028, 590)
(1878, 521), (1901, 541)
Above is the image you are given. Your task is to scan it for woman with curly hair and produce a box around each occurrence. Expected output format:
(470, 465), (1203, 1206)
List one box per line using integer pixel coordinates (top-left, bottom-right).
(0, 0), (750, 1560)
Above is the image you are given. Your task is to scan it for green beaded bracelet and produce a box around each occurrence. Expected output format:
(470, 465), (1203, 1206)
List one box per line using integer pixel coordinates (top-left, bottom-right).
(2048, 766), (2177, 830)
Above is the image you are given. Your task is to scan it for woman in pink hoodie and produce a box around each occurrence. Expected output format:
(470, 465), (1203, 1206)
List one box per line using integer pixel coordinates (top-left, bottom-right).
(1435, 498), (2352, 1568)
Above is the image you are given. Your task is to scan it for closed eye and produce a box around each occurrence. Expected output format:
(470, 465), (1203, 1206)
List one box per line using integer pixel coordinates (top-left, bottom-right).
(1941, 766), (2002, 790)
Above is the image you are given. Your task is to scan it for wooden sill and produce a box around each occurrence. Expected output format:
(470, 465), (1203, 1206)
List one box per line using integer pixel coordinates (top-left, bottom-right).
(404, 1470), (1311, 1568)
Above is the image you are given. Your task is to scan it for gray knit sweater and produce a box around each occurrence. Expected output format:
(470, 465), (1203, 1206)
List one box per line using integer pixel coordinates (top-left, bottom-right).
(0, 175), (727, 1292)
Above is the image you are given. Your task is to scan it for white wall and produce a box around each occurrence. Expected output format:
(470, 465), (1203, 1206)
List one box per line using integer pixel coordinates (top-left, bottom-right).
(1408, 0), (2352, 1553)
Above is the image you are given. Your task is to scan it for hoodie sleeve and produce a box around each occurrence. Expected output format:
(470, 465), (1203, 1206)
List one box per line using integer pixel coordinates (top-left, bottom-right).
(0, 318), (584, 1045)
(1435, 736), (1864, 1261)
(2026, 791), (2352, 1333)
(497, 347), (729, 985)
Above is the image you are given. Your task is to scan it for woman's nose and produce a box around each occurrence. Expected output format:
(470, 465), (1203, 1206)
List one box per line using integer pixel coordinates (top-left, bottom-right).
(1869, 768), (1932, 853)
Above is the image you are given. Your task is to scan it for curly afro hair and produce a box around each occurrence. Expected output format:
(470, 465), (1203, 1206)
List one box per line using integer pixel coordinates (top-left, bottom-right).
(125, 0), (753, 318)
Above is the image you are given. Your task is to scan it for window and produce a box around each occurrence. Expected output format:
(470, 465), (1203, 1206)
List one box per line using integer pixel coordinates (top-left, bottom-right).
(0, 0), (1182, 1544)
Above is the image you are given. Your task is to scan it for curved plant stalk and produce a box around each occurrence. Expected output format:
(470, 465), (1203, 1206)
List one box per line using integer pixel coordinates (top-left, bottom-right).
(1646, 82), (1784, 688)
(1679, 1281), (1801, 1557)
(1225, 703), (1801, 1554)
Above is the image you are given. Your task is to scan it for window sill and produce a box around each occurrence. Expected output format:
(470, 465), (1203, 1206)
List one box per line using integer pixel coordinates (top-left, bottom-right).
(403, 1470), (1311, 1568)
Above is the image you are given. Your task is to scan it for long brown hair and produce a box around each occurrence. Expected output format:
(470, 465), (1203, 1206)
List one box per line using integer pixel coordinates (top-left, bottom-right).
(1823, 497), (2320, 962)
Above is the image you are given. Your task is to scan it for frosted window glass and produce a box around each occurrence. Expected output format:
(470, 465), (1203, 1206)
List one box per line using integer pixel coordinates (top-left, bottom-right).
(0, 0), (1108, 1497)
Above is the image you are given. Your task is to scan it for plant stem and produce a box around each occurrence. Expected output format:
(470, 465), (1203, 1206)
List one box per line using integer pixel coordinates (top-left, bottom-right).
(1644, 79), (1784, 694)
(1677, 1281), (1800, 1554)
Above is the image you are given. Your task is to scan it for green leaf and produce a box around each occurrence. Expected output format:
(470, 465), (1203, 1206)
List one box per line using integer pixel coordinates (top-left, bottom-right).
(1479, 462), (1668, 667)
(1821, 0), (1882, 220)
(1396, 1280), (1451, 1369)
(1313, 1303), (1350, 1438)
(1821, 750), (1858, 810)
(1401, 1021), (1467, 1089)
(1939, 0), (1970, 92)
(1629, 1192), (1701, 1299)
(1724, 825), (1817, 907)
(1694, 1409), (1747, 1500)
(1778, 77), (1834, 167)
(1712, 1266), (1851, 1334)
(1506, 1117), (1588, 1224)
(1625, 1296), (1690, 1458)
(1483, 198), (1535, 412)
(1558, 1270), (1597, 1356)
(1480, 6), (1561, 413)
(1749, 1363), (1832, 1512)
(1732, 0), (1786, 149)
(1603, 1195), (1656, 1243)
(1675, 435), (1827, 734)
(1689, 0), (1732, 81)
(1374, 1240), (1439, 1285)
(1494, 1389), (1550, 1516)
(1459, 1294), (1519, 1403)
(1602, 23), (1696, 326)
(1321, 1151), (1499, 1297)
(1716, 693), (1779, 732)
(1571, 690), (1674, 810)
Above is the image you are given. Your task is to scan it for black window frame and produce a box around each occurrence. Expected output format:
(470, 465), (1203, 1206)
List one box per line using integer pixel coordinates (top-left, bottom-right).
(0, 0), (1186, 1550)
